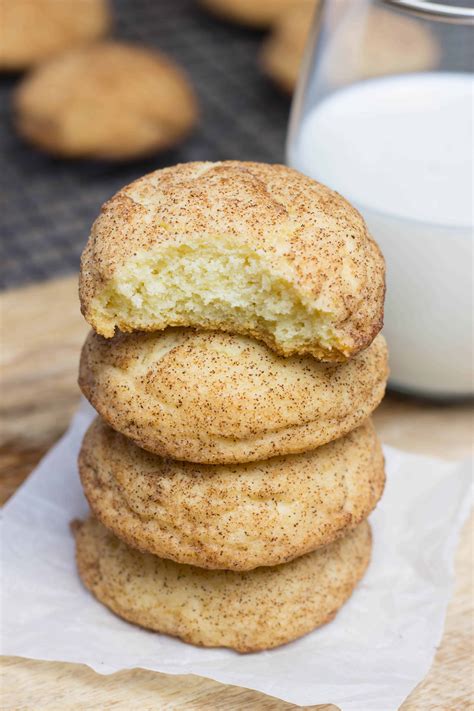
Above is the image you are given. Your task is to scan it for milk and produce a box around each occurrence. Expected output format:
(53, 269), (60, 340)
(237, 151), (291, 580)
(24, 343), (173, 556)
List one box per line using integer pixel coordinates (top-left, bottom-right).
(288, 72), (473, 396)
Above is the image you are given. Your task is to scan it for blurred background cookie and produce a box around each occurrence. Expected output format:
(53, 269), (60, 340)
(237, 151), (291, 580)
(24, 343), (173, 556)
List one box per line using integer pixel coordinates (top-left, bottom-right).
(0, 0), (110, 71)
(74, 516), (372, 651)
(200, 0), (302, 29)
(261, 2), (439, 93)
(260, 0), (317, 93)
(14, 41), (198, 160)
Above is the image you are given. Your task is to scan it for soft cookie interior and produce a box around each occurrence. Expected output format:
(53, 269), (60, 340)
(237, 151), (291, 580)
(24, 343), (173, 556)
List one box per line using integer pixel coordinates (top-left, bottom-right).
(91, 240), (345, 360)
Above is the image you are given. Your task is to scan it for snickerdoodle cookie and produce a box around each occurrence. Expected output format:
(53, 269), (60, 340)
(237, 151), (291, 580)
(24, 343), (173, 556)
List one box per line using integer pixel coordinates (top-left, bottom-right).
(261, 2), (439, 93)
(0, 0), (110, 71)
(79, 328), (388, 463)
(260, 0), (318, 93)
(79, 417), (384, 570)
(73, 516), (372, 651)
(200, 0), (302, 28)
(14, 42), (198, 159)
(79, 161), (385, 361)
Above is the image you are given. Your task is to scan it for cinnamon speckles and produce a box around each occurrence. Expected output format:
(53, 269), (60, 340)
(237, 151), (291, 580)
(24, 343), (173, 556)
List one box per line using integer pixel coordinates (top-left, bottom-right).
(79, 328), (388, 464)
(78, 417), (384, 570)
(79, 161), (385, 359)
(74, 516), (372, 652)
(74, 159), (387, 652)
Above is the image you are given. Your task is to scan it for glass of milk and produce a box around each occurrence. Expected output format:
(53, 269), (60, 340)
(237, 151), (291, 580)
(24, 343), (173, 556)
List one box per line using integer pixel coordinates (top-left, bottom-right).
(287, 0), (473, 398)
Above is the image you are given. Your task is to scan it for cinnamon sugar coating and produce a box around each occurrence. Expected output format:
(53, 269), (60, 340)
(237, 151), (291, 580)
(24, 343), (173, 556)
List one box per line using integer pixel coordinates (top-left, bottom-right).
(79, 161), (385, 361)
(79, 417), (384, 570)
(79, 328), (388, 463)
(74, 516), (372, 651)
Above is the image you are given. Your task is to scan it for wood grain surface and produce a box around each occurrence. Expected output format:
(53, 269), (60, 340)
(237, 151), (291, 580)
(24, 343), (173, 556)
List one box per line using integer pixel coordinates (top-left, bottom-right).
(1, 275), (473, 710)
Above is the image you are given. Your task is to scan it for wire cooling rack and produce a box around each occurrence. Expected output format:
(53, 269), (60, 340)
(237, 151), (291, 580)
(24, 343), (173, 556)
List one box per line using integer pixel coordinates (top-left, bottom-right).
(0, 0), (290, 290)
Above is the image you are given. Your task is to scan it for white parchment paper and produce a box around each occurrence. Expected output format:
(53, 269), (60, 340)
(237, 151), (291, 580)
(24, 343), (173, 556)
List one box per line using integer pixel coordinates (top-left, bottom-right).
(1, 401), (472, 710)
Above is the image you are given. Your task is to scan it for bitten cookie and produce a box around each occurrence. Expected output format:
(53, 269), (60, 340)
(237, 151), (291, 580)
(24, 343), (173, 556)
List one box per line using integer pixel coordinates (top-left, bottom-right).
(14, 42), (198, 159)
(73, 516), (372, 652)
(0, 0), (110, 71)
(79, 328), (388, 463)
(261, 2), (439, 93)
(79, 161), (385, 361)
(79, 417), (384, 570)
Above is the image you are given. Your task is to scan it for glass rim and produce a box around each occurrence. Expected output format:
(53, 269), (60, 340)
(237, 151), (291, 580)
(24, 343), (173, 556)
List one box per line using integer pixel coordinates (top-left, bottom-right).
(382, 0), (474, 22)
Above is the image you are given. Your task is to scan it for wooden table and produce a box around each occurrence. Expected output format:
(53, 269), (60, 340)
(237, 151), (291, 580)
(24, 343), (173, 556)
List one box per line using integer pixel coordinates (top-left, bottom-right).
(1, 276), (473, 710)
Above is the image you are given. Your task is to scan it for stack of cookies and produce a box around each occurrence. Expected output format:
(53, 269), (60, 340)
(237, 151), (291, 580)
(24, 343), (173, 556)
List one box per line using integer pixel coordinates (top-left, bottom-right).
(74, 161), (387, 652)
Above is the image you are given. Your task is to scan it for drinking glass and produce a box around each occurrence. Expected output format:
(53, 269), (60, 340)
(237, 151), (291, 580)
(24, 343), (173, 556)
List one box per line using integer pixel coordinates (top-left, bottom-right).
(287, 0), (474, 397)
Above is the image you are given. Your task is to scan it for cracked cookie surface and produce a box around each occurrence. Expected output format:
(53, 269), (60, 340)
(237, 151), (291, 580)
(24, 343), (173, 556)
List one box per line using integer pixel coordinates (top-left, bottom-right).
(79, 416), (384, 570)
(74, 516), (372, 651)
(80, 328), (388, 463)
